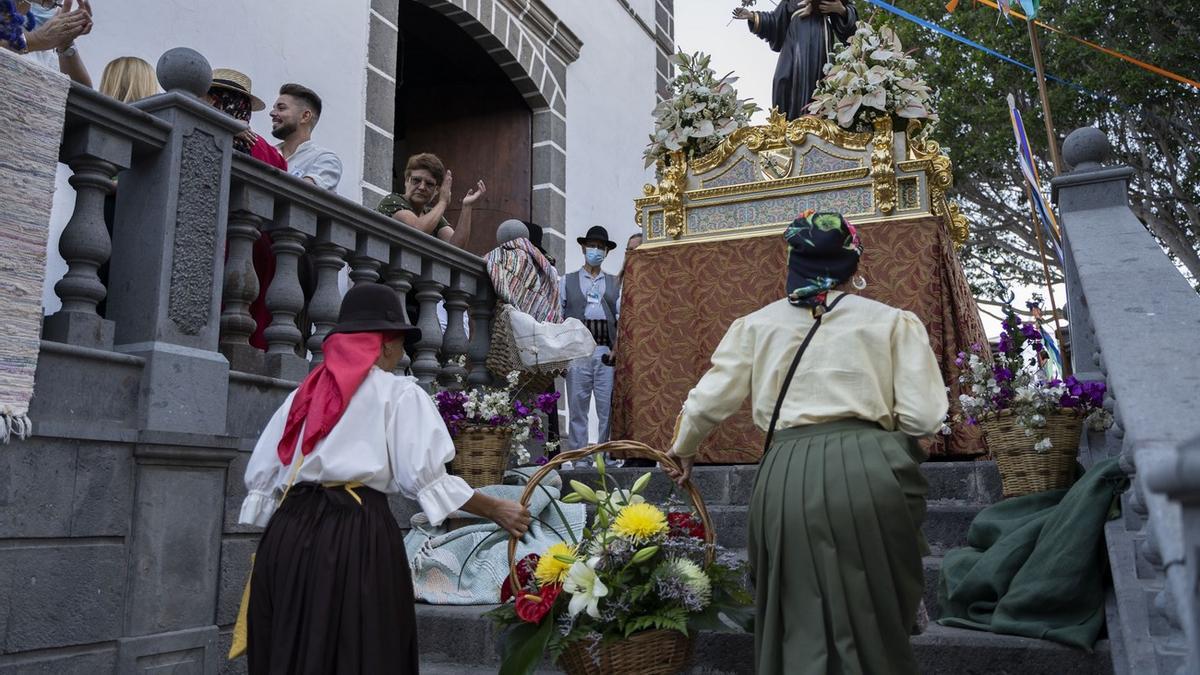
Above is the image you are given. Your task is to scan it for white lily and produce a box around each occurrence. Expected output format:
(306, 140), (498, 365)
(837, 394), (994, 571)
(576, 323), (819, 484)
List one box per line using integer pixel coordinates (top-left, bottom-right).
(563, 559), (609, 618)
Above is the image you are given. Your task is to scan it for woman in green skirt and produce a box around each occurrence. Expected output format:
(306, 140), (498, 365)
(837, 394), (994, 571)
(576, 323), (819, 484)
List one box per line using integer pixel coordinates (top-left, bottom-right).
(665, 211), (948, 674)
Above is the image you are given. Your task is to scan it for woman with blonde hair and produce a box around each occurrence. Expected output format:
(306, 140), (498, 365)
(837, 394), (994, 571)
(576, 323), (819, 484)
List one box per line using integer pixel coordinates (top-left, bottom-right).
(99, 56), (158, 103)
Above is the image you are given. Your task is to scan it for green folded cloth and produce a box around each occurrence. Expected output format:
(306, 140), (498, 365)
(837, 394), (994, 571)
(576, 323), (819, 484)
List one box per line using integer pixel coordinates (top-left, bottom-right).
(938, 457), (1128, 650)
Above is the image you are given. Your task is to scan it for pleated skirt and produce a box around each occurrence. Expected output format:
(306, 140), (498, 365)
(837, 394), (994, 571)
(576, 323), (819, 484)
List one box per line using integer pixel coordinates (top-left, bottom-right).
(749, 419), (929, 675)
(247, 483), (419, 675)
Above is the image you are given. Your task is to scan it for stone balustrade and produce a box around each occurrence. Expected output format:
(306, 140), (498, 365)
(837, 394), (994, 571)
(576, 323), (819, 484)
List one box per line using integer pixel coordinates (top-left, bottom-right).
(1053, 127), (1200, 674)
(44, 52), (494, 397)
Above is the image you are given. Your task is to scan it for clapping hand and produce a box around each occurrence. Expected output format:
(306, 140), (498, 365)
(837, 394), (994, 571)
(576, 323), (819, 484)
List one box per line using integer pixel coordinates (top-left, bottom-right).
(28, 0), (89, 51)
(461, 179), (486, 207)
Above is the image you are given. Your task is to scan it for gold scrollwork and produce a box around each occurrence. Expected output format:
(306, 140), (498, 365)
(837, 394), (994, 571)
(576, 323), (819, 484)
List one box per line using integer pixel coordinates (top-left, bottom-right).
(871, 116), (897, 215)
(656, 152), (688, 239)
(906, 119), (968, 246)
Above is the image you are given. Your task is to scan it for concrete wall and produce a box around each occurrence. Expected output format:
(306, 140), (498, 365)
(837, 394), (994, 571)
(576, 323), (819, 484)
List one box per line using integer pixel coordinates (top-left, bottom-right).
(545, 0), (663, 277)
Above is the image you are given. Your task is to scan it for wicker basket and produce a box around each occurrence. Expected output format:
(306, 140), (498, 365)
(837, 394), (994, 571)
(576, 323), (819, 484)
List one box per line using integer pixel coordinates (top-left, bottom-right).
(506, 440), (715, 675)
(448, 425), (512, 488)
(980, 409), (1083, 497)
(486, 303), (570, 388)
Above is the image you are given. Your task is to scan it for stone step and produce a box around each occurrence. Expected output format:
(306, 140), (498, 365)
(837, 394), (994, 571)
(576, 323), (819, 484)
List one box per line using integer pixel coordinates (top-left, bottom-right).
(673, 501), (981, 555)
(557, 459), (1001, 507)
(414, 605), (1112, 674)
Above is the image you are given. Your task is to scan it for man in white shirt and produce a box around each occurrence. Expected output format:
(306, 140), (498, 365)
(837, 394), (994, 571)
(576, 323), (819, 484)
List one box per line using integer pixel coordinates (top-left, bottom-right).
(270, 82), (342, 191)
(560, 226), (621, 451)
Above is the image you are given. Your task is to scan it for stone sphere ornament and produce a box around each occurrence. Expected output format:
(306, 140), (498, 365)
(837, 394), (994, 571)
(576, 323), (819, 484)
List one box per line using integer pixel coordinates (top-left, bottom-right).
(1062, 127), (1111, 172)
(156, 47), (213, 98)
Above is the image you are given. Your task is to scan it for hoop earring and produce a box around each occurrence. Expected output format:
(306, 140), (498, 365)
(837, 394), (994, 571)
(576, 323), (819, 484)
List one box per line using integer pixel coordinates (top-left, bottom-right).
(851, 274), (868, 290)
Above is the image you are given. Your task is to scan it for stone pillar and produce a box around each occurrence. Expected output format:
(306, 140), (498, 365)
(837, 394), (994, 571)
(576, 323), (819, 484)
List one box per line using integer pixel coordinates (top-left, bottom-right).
(440, 271), (474, 388)
(467, 284), (495, 387)
(411, 258), (449, 389)
(307, 218), (353, 365)
(219, 182), (272, 373)
(349, 232), (387, 286)
(43, 123), (132, 348)
(106, 48), (242, 435)
(386, 246), (421, 374)
(262, 203), (315, 381)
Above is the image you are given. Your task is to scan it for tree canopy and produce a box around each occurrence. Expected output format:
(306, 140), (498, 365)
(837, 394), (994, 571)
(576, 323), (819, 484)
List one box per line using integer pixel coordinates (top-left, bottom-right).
(880, 0), (1200, 302)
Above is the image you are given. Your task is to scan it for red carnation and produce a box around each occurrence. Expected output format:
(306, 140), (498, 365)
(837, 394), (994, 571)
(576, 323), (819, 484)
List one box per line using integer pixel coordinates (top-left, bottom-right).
(668, 511), (706, 539)
(515, 583), (562, 623)
(501, 553), (540, 603)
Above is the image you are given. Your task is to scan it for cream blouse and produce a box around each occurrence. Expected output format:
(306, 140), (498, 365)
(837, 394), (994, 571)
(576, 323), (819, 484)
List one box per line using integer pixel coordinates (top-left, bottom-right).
(239, 367), (475, 527)
(671, 293), (949, 458)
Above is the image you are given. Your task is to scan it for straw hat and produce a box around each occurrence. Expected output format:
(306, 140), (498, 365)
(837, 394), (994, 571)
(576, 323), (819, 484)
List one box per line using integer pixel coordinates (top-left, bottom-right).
(209, 68), (266, 111)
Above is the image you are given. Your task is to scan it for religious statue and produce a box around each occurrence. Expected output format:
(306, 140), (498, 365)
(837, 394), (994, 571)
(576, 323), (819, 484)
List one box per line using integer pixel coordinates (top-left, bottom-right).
(733, 0), (858, 120)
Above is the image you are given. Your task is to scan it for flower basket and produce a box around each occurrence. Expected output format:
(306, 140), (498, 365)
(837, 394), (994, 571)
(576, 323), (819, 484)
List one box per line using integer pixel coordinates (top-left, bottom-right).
(449, 425), (513, 488)
(557, 628), (694, 675)
(506, 440), (716, 675)
(980, 409), (1082, 497)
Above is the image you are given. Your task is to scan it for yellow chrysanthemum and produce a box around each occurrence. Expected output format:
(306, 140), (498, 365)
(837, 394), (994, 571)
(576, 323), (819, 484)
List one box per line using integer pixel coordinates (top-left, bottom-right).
(612, 503), (668, 541)
(535, 542), (576, 585)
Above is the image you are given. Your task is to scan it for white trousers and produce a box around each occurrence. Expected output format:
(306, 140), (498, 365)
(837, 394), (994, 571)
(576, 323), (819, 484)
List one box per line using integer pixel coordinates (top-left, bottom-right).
(565, 346), (613, 450)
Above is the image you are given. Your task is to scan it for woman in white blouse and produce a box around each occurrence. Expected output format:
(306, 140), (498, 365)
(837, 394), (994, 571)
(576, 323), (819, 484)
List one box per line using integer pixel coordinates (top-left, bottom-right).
(239, 282), (531, 674)
(665, 212), (948, 675)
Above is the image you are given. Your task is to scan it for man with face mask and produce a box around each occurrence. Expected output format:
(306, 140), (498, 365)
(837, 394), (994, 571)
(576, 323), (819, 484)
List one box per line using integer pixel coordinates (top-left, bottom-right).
(560, 226), (621, 451)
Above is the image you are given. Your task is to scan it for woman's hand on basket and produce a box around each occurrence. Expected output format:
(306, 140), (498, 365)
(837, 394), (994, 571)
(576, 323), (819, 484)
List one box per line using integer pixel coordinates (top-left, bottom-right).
(490, 497), (533, 539)
(664, 450), (695, 487)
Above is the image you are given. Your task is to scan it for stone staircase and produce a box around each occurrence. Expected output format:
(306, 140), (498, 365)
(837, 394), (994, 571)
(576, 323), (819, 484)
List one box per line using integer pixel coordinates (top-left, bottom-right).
(414, 461), (1116, 674)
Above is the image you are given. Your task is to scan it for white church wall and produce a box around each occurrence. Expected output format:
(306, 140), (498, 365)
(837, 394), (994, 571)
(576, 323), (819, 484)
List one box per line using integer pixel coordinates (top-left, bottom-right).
(41, 0), (371, 312)
(544, 0), (660, 280)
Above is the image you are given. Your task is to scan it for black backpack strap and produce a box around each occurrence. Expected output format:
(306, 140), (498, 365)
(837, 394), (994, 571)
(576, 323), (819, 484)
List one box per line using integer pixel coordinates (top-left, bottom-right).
(762, 293), (851, 455)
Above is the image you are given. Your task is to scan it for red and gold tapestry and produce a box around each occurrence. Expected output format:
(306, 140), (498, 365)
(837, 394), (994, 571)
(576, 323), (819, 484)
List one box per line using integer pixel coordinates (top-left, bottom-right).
(610, 215), (987, 462)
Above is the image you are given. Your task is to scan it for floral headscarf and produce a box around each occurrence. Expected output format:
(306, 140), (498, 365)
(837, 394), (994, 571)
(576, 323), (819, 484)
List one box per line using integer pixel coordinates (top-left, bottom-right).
(209, 88), (254, 153)
(785, 210), (863, 309)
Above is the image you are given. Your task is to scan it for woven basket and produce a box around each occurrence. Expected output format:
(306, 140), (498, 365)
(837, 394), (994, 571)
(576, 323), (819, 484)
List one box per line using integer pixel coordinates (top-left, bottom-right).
(980, 409), (1082, 497)
(449, 425), (512, 489)
(506, 440), (714, 675)
(487, 303), (570, 388)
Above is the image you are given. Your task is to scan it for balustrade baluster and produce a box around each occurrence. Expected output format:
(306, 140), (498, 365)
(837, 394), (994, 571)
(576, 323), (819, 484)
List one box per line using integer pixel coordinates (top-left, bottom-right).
(307, 217), (353, 365)
(467, 285), (495, 387)
(220, 183), (272, 372)
(386, 246), (421, 374)
(411, 259), (450, 389)
(349, 233), (387, 286)
(440, 272), (474, 388)
(262, 203), (315, 381)
(44, 125), (132, 348)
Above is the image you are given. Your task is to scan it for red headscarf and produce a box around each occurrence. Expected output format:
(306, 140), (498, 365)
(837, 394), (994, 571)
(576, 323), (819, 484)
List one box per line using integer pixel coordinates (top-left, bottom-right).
(276, 332), (385, 465)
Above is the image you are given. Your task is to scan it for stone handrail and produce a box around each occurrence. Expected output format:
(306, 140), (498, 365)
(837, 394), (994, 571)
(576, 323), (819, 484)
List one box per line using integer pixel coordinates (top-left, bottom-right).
(1052, 127), (1200, 674)
(42, 48), (496, 440)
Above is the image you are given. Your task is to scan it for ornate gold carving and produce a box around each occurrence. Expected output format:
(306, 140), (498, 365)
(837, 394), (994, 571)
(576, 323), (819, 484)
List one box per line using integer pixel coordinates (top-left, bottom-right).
(906, 119), (968, 246)
(871, 116), (897, 216)
(684, 167), (870, 202)
(657, 152), (688, 239)
(689, 109), (871, 177)
(785, 115), (871, 150)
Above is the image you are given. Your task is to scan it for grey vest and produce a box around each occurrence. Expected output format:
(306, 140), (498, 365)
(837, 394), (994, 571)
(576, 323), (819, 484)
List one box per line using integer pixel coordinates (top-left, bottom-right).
(564, 271), (619, 343)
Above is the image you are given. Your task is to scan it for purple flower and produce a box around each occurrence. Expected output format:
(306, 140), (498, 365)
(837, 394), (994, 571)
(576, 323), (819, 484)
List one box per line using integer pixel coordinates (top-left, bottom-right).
(992, 365), (1013, 383)
(513, 400), (531, 417)
(535, 456), (549, 466)
(997, 333), (1012, 355)
(1021, 323), (1040, 340)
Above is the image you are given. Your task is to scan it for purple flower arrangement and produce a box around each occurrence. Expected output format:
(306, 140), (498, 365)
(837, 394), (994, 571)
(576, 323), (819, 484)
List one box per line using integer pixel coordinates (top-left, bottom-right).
(431, 369), (561, 465)
(955, 306), (1111, 452)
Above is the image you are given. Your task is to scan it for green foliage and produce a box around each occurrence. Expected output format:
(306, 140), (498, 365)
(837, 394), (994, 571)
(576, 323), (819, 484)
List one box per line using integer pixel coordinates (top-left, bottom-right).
(884, 1), (1200, 300)
(622, 607), (691, 638)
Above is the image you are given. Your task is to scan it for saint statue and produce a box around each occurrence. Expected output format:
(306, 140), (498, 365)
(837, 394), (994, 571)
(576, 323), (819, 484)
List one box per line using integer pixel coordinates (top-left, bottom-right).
(733, 0), (858, 120)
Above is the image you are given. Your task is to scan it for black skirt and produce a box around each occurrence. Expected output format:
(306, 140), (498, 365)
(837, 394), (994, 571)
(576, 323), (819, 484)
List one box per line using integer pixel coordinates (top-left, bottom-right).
(247, 482), (418, 675)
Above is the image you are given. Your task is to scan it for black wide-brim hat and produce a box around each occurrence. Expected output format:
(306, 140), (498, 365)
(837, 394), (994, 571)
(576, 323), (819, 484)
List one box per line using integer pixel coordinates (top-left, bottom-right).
(576, 225), (617, 251)
(328, 283), (421, 343)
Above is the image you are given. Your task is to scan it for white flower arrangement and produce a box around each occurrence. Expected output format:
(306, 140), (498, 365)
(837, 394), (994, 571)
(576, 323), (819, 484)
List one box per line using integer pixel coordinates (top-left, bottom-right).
(807, 22), (938, 132)
(644, 51), (760, 168)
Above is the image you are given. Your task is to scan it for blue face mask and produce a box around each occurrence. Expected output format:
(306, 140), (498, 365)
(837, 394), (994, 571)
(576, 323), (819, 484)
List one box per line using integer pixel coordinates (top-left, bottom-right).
(585, 247), (606, 267)
(27, 4), (57, 27)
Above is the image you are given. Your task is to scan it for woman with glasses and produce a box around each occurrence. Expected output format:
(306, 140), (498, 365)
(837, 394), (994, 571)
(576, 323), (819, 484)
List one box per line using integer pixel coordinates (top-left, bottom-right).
(377, 152), (486, 250)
